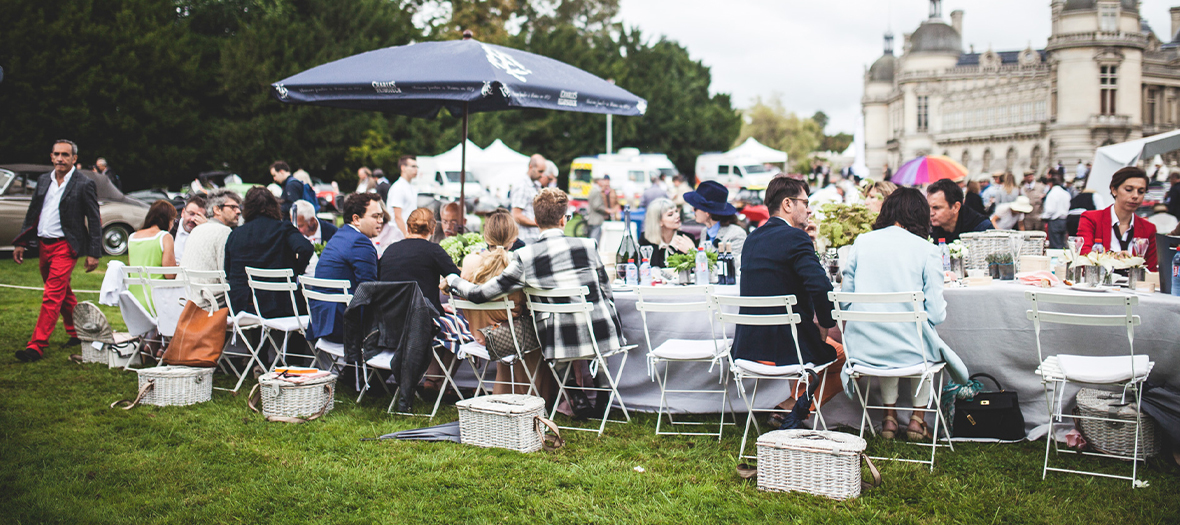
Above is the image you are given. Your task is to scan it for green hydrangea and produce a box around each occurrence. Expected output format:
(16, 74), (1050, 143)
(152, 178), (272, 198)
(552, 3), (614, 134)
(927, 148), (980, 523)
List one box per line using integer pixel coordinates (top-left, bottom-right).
(439, 232), (489, 265)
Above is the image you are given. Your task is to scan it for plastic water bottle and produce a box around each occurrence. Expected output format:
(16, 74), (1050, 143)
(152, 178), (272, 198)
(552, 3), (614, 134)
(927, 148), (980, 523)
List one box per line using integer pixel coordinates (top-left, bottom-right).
(1092, 239), (1105, 255)
(625, 258), (638, 286)
(939, 238), (951, 272)
(639, 258), (652, 286)
(694, 246), (709, 285)
(1172, 252), (1180, 297)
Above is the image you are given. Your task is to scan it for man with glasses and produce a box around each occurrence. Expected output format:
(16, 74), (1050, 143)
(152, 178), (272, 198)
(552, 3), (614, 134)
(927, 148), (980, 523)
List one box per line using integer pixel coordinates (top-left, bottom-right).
(730, 176), (841, 415)
(180, 189), (242, 307)
(13, 140), (102, 362)
(431, 201), (463, 243)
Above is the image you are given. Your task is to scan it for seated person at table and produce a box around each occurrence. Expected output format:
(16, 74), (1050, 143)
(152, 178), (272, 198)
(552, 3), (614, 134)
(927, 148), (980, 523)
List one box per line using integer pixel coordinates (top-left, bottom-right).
(182, 189), (241, 308)
(1077, 167), (1159, 271)
(447, 188), (625, 363)
(730, 176), (845, 417)
(292, 199), (337, 245)
(459, 210), (553, 400)
(308, 193), (382, 344)
(839, 188), (969, 440)
(638, 198), (696, 268)
(224, 187), (314, 318)
(127, 200), (178, 308)
(927, 178), (993, 243)
(684, 180), (747, 258)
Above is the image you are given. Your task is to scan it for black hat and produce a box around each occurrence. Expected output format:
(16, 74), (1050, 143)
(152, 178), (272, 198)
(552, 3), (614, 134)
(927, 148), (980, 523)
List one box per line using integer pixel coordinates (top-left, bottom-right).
(683, 180), (737, 216)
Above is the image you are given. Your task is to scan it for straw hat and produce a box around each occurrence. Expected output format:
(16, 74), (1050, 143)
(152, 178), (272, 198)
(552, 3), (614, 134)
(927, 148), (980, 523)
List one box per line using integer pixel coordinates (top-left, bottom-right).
(1010, 196), (1034, 214)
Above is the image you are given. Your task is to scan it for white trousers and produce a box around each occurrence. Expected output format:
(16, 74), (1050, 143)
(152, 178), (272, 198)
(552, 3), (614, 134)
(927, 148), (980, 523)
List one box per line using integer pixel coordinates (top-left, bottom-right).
(879, 377), (932, 407)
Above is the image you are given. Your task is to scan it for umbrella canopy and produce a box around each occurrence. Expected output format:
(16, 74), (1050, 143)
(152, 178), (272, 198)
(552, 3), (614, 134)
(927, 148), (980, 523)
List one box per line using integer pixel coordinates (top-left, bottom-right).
(892, 155), (967, 186)
(271, 38), (646, 118)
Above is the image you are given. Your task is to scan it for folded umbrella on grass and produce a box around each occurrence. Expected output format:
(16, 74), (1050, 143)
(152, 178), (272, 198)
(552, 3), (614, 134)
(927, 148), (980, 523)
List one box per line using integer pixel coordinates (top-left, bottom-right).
(372, 421), (461, 443)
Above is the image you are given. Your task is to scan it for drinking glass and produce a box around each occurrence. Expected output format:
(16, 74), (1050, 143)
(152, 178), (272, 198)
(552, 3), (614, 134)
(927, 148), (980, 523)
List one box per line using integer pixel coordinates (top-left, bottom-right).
(1130, 238), (1148, 258)
(1068, 236), (1084, 259)
(1009, 235), (1023, 273)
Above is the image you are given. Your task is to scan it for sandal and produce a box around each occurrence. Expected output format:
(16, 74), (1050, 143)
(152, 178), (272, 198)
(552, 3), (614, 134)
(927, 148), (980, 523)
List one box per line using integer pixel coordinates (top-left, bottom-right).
(906, 416), (933, 442)
(880, 415), (899, 440)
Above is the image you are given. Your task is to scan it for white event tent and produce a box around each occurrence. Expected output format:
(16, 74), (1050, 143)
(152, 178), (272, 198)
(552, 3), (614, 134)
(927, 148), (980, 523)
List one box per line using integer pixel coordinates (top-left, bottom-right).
(726, 137), (788, 164)
(1088, 128), (1180, 207)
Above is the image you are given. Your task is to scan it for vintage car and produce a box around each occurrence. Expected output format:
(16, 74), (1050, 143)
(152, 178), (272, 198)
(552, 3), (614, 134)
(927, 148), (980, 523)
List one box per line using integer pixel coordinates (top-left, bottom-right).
(0, 164), (150, 256)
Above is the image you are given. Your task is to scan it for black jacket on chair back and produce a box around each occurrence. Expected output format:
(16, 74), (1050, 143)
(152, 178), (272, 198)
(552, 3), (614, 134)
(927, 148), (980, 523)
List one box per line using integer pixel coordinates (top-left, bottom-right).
(730, 217), (837, 367)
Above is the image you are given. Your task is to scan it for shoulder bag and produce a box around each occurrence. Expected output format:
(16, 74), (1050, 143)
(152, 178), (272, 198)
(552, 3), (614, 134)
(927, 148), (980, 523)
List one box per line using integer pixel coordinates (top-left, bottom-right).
(953, 373), (1026, 440)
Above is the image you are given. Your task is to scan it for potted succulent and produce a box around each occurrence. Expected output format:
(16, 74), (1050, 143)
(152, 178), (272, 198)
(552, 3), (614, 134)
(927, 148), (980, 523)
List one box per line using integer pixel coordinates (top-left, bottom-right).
(986, 252), (1014, 280)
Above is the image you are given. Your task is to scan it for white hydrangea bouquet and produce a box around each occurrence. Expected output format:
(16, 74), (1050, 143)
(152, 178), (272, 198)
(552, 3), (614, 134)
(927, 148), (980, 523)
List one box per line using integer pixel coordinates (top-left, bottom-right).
(948, 240), (967, 259)
(440, 232), (487, 265)
(1068, 250), (1145, 270)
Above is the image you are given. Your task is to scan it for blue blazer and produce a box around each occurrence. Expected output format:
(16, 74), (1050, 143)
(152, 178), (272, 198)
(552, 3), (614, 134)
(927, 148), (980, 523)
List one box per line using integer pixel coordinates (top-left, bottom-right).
(731, 217), (837, 367)
(318, 219), (338, 244)
(308, 224), (377, 343)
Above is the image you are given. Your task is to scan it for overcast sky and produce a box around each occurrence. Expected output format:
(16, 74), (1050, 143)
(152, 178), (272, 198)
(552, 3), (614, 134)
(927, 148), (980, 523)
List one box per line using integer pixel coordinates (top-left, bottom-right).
(616, 0), (1179, 135)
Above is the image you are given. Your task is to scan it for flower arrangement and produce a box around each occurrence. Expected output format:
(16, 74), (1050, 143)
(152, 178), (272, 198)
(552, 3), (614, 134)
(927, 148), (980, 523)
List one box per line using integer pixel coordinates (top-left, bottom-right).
(313, 242), (326, 256)
(665, 251), (717, 273)
(948, 240), (967, 259)
(817, 203), (876, 250)
(439, 232), (487, 265)
(1068, 250), (1145, 270)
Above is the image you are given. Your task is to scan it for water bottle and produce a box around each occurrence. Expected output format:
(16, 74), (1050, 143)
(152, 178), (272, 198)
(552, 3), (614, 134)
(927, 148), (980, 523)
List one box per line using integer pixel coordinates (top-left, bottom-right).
(1092, 239), (1105, 255)
(694, 246), (709, 285)
(1172, 252), (1180, 297)
(639, 258), (652, 286)
(625, 258), (638, 286)
(939, 238), (951, 272)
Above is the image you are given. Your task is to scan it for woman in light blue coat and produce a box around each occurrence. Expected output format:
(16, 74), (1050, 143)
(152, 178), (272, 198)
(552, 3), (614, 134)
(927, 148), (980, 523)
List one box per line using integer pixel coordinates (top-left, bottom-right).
(839, 188), (968, 440)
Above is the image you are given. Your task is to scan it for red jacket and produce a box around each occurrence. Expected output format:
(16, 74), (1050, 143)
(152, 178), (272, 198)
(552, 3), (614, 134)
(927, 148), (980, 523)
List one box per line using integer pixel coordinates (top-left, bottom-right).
(1077, 205), (1158, 272)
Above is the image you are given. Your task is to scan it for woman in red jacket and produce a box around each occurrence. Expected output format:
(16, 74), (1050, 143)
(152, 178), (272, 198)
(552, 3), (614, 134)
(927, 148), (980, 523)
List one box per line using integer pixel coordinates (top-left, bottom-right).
(1077, 167), (1158, 271)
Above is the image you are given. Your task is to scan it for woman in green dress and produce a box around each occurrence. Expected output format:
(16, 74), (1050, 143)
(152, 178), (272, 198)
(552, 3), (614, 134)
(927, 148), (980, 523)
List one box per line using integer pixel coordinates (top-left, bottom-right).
(127, 200), (178, 308)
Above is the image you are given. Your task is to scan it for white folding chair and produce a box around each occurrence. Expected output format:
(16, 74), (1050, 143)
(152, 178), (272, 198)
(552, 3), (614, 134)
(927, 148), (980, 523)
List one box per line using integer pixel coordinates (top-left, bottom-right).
(452, 297), (541, 397)
(184, 269), (264, 393)
(299, 276), (391, 403)
(830, 291), (953, 471)
(527, 286), (635, 437)
(142, 266), (187, 340)
(1026, 291), (1151, 488)
(244, 266), (316, 371)
(117, 265), (157, 337)
(714, 294), (833, 463)
(635, 285), (735, 440)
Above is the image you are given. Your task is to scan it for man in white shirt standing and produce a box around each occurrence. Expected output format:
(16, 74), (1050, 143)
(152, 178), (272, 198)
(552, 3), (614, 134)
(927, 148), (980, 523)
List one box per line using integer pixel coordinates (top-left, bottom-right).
(1041, 174), (1072, 249)
(511, 154), (550, 244)
(13, 140), (102, 362)
(386, 155), (419, 238)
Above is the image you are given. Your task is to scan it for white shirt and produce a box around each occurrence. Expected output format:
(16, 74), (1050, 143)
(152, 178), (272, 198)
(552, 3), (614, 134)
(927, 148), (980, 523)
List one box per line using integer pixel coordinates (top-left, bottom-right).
(37, 168), (74, 239)
(304, 220), (322, 245)
(510, 176), (541, 244)
(992, 203), (1025, 230)
(1041, 185), (1071, 220)
(386, 178), (418, 221)
(1109, 206), (1135, 252)
(174, 227), (191, 263)
(1076, 163), (1087, 179)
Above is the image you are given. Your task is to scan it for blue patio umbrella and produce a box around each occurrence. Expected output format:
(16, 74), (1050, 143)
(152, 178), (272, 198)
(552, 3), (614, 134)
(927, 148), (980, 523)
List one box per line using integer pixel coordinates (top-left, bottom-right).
(271, 32), (647, 216)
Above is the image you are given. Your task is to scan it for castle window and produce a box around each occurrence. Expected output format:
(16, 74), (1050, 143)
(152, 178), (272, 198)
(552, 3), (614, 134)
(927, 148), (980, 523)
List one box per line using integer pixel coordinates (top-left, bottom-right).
(1099, 4), (1119, 32)
(1100, 66), (1118, 116)
(1146, 88), (1156, 126)
(917, 96), (929, 132)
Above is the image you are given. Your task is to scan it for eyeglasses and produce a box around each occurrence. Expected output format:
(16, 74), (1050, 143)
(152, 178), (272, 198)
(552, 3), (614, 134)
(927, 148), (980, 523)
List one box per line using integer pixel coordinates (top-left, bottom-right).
(221, 204), (241, 211)
(787, 197), (810, 208)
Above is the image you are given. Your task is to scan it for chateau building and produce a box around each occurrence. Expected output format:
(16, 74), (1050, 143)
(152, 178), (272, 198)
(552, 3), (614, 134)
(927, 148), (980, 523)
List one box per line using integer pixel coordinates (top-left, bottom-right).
(863, 0), (1180, 180)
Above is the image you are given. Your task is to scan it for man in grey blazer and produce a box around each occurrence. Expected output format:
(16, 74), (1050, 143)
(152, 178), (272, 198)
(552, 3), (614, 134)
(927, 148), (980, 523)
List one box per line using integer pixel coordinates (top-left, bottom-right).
(13, 140), (102, 362)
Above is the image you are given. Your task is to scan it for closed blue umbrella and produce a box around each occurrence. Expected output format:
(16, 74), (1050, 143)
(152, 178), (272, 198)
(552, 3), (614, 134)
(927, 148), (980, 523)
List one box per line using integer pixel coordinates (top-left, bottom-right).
(271, 32), (647, 216)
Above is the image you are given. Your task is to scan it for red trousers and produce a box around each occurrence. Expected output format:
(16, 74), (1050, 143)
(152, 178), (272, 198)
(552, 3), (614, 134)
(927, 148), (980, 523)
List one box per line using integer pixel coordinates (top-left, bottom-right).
(27, 239), (78, 353)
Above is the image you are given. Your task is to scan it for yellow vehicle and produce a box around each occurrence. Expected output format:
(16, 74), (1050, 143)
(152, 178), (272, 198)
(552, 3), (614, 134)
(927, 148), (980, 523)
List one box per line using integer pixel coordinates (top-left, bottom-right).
(568, 148), (677, 202)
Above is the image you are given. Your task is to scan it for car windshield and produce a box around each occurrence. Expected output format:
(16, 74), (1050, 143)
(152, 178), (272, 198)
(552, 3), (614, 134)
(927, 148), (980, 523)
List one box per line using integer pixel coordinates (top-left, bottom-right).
(658, 168), (677, 178)
(0, 169), (14, 195)
(444, 171), (465, 183)
(743, 164), (773, 174)
(574, 169), (592, 183)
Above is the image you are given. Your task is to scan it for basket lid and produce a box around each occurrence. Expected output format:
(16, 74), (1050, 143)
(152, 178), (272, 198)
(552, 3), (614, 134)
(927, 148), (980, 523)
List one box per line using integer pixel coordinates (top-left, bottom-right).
(1077, 388), (1141, 416)
(136, 365), (214, 378)
(259, 370), (337, 387)
(456, 394), (545, 414)
(756, 429), (867, 454)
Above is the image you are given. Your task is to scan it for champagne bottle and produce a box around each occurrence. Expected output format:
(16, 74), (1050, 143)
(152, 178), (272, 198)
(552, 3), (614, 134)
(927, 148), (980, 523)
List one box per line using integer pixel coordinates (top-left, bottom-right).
(616, 205), (638, 267)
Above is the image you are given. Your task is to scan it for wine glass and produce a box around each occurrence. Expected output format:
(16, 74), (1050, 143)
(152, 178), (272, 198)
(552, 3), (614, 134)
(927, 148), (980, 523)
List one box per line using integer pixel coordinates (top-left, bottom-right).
(1130, 238), (1148, 259)
(1068, 236), (1084, 259)
(1009, 235), (1023, 273)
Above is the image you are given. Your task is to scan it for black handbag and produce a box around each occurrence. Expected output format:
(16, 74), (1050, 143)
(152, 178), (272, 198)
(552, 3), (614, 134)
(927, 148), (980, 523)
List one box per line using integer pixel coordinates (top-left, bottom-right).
(953, 373), (1026, 440)
(477, 315), (541, 361)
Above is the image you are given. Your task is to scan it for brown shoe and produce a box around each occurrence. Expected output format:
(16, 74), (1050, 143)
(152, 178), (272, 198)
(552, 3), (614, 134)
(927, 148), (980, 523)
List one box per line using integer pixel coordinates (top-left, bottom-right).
(880, 415), (899, 440)
(906, 415), (933, 442)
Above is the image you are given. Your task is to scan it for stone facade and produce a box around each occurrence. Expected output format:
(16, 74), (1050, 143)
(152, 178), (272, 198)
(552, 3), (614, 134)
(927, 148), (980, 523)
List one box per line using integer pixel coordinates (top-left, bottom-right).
(863, 0), (1180, 180)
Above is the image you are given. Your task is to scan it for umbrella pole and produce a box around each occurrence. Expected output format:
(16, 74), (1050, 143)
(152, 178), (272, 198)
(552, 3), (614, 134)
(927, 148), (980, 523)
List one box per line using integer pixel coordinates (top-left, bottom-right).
(459, 102), (469, 233)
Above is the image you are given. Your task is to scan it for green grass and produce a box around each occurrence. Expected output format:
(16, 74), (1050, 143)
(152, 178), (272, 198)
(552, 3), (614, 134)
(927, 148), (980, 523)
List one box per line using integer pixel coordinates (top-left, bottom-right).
(1, 256), (1178, 524)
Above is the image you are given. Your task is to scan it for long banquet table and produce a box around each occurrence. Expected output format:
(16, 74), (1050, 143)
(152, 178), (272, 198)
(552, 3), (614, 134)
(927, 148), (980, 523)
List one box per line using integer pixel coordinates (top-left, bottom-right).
(596, 282), (1180, 439)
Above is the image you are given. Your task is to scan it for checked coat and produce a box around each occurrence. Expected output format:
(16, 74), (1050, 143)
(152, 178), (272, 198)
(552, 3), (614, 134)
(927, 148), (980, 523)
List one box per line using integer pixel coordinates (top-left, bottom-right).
(450, 228), (625, 361)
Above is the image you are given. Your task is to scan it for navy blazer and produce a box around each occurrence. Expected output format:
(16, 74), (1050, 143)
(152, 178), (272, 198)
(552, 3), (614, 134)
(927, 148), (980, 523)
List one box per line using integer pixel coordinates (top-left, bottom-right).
(308, 224), (377, 343)
(224, 217), (314, 318)
(730, 217), (837, 367)
(18, 170), (102, 258)
(318, 219), (338, 244)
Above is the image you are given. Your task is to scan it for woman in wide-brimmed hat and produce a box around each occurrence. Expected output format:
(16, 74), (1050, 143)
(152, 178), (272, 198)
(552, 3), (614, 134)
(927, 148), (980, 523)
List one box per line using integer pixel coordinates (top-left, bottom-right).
(684, 180), (747, 258)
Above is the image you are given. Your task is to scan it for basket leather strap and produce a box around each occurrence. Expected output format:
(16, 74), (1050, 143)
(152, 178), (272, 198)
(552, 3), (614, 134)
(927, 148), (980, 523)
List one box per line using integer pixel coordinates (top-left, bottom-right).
(250, 382), (335, 424)
(534, 416), (564, 451)
(110, 380), (155, 410)
(860, 454), (882, 490)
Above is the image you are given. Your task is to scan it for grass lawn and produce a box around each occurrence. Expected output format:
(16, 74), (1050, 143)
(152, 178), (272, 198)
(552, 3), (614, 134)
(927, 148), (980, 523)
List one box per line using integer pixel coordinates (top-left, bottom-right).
(1, 256), (1178, 524)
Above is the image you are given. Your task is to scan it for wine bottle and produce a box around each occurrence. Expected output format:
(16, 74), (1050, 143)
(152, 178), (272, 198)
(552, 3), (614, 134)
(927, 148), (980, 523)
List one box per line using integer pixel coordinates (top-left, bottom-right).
(616, 205), (638, 267)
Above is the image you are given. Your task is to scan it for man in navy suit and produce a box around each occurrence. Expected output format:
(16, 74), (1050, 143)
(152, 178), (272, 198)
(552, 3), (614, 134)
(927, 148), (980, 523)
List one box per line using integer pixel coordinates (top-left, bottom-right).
(732, 176), (839, 369)
(307, 193), (383, 344)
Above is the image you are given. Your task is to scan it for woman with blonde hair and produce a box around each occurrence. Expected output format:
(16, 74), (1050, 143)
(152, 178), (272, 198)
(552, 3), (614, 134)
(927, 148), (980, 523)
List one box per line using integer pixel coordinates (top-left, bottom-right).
(459, 210), (552, 399)
(637, 198), (695, 268)
(862, 180), (898, 214)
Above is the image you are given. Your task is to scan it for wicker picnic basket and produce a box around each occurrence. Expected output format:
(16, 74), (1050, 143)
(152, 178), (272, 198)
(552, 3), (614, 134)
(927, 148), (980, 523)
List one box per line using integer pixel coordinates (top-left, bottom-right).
(457, 394), (548, 452)
(961, 230), (1045, 271)
(1076, 388), (1161, 458)
(756, 430), (874, 500)
(80, 341), (107, 364)
(253, 372), (337, 421)
(112, 366), (214, 409)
